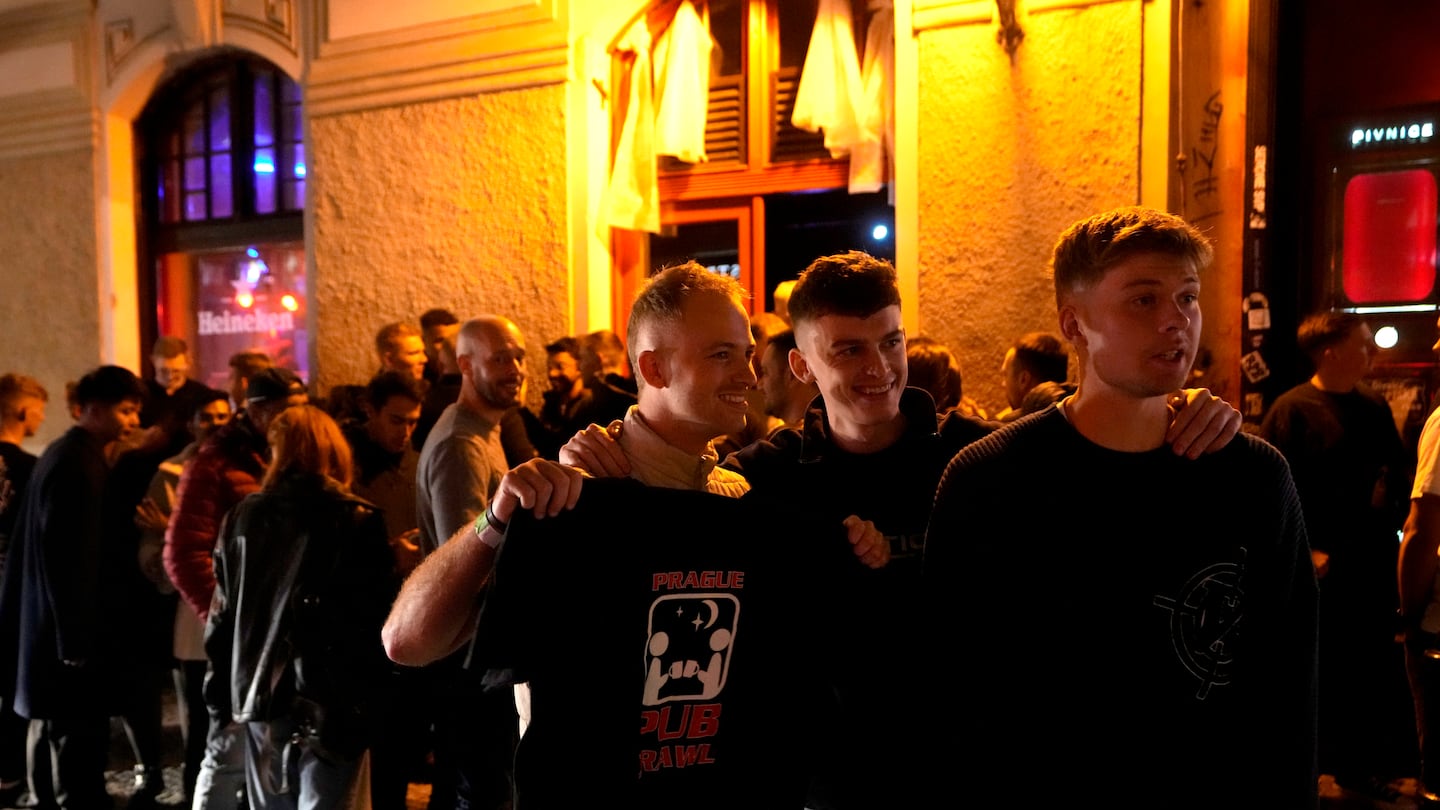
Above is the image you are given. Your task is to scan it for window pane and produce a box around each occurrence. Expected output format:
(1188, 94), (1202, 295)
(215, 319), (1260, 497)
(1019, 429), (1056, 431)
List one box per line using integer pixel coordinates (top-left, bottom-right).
(181, 243), (310, 387)
(254, 75), (275, 148)
(254, 147), (277, 214)
(285, 103), (303, 144)
(209, 84), (231, 151)
(160, 159), (181, 223)
(184, 156), (207, 191)
(184, 192), (207, 221)
(778, 0), (820, 70)
(281, 180), (300, 211)
(280, 75), (301, 104)
(712, 0), (744, 78)
(210, 154), (233, 218)
(183, 100), (206, 153)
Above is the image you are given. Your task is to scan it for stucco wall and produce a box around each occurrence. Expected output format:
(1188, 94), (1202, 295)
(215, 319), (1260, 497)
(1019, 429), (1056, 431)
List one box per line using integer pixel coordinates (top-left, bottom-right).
(917, 4), (1142, 417)
(0, 149), (102, 451)
(309, 84), (570, 406)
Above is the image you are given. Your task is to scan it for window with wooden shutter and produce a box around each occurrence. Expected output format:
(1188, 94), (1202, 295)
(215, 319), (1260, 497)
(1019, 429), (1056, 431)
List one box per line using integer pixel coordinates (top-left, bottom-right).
(611, 0), (889, 330)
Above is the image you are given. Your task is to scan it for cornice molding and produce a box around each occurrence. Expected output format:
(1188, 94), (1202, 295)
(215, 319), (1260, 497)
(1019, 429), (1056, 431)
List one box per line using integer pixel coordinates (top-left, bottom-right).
(913, 0), (1129, 33)
(0, 4), (95, 159)
(306, 0), (567, 119)
(0, 87), (96, 160)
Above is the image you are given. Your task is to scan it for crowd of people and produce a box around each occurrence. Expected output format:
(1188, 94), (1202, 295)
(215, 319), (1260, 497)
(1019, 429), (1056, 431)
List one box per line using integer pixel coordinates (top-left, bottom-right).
(0, 204), (1435, 809)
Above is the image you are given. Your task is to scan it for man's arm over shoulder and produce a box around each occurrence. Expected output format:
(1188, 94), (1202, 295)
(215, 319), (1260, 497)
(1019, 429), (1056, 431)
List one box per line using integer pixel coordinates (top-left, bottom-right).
(719, 429), (799, 486)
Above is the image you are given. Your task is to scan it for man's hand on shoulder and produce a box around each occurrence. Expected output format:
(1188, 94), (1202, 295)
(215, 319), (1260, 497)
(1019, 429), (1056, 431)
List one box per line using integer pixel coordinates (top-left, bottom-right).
(1166, 388), (1241, 459)
(559, 420), (630, 478)
(842, 515), (890, 569)
(493, 458), (587, 525)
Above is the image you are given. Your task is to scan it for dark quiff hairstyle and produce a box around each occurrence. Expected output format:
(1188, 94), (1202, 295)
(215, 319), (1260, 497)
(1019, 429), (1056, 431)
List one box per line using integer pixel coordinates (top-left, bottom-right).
(626, 261), (748, 373)
(787, 251), (901, 324)
(1296, 311), (1366, 366)
(545, 336), (582, 359)
(364, 370), (423, 411)
(1050, 206), (1214, 307)
(74, 365), (146, 407)
(419, 308), (459, 331)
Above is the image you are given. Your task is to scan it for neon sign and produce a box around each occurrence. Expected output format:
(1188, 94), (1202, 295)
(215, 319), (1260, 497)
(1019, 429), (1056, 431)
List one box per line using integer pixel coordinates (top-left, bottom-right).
(1351, 121), (1435, 148)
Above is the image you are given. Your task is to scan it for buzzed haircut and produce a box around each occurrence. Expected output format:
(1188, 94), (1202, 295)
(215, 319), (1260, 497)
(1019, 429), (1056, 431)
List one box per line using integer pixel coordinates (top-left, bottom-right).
(365, 370), (423, 411)
(229, 350), (272, 378)
(73, 365), (146, 407)
(420, 308), (460, 331)
(0, 374), (47, 421)
(1051, 206), (1214, 306)
(151, 335), (188, 359)
(787, 251), (901, 325)
(546, 336), (581, 358)
(375, 321), (422, 356)
(626, 261), (748, 372)
(1296, 311), (1366, 366)
(1012, 332), (1069, 384)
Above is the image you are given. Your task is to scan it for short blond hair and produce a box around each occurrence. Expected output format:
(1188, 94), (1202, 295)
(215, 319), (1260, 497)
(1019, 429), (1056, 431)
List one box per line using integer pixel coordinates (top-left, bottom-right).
(0, 373), (47, 420)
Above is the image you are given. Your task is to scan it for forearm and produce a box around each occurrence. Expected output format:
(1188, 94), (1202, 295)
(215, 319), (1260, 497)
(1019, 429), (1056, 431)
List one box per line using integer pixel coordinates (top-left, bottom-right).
(382, 519), (498, 666)
(1399, 496), (1440, 624)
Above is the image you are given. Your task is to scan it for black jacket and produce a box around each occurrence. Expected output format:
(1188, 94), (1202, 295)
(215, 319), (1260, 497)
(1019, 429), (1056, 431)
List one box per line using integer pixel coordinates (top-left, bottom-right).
(205, 470), (398, 757)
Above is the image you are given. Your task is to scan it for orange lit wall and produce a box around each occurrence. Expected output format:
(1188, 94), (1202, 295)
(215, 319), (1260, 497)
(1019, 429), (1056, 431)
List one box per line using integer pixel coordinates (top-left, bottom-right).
(915, 2), (1146, 415)
(308, 86), (571, 402)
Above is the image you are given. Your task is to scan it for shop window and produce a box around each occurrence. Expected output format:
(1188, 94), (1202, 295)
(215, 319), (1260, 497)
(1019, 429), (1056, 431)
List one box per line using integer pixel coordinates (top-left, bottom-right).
(137, 52), (308, 388)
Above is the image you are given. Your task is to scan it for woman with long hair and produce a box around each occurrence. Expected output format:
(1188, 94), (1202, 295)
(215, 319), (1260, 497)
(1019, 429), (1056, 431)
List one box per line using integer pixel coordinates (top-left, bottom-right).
(205, 404), (398, 810)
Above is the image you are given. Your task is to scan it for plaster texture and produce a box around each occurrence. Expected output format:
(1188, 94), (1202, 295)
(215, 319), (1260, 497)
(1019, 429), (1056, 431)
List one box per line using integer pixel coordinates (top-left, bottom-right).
(310, 84), (571, 408)
(0, 148), (103, 451)
(917, 4), (1141, 417)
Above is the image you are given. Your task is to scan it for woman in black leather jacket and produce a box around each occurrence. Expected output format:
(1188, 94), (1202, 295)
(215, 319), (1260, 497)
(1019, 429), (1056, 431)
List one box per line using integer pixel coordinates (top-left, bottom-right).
(205, 404), (399, 810)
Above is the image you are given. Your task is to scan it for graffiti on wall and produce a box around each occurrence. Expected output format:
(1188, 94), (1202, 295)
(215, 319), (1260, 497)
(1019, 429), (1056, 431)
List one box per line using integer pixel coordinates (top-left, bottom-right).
(1191, 92), (1224, 209)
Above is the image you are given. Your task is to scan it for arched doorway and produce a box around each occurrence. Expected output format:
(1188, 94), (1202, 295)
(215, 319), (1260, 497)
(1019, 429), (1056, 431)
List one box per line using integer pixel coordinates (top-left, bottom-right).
(133, 50), (308, 389)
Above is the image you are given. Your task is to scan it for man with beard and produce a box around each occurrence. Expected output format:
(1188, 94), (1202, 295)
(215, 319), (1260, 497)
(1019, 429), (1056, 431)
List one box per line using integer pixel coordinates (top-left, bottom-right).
(413, 315), (528, 810)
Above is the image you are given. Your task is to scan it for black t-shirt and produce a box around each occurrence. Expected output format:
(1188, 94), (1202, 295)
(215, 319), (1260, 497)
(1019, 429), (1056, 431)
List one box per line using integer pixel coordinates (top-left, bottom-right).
(0, 441), (37, 557)
(472, 478), (861, 810)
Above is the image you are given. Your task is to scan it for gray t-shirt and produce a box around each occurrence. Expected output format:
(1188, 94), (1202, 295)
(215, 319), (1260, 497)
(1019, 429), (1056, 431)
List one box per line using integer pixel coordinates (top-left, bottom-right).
(415, 402), (508, 555)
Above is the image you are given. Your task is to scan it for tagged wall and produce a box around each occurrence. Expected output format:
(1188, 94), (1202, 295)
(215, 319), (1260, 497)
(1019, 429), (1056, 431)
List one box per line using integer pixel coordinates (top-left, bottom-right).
(0, 149), (102, 451)
(309, 84), (570, 403)
(916, 2), (1142, 417)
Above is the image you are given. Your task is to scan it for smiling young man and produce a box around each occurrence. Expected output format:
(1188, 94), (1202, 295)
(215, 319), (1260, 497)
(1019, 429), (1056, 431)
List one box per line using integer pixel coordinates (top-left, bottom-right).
(923, 207), (1319, 808)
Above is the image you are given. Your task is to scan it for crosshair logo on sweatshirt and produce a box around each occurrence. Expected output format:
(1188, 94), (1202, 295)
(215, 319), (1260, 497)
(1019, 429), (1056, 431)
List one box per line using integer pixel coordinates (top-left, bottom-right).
(1153, 552), (1246, 700)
